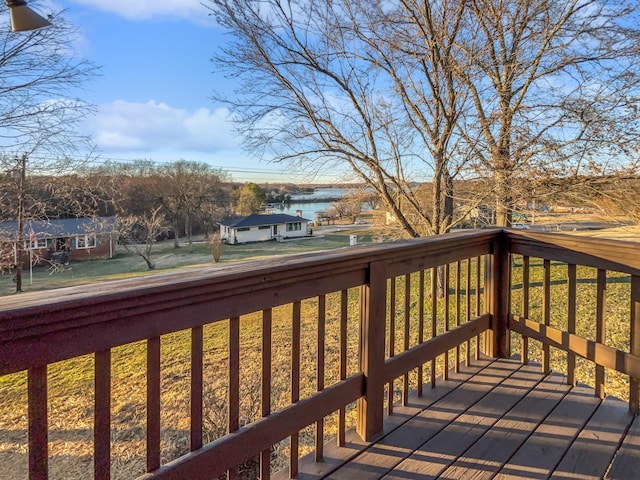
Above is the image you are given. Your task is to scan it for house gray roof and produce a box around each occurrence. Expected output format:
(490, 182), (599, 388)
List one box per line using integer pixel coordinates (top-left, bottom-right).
(0, 216), (117, 241)
(219, 213), (310, 228)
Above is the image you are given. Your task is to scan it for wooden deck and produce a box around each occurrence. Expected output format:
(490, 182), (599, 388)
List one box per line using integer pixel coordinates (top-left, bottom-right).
(292, 358), (640, 480)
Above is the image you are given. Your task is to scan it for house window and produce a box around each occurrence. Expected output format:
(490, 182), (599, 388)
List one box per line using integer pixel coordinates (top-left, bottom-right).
(258, 225), (270, 230)
(286, 222), (302, 232)
(27, 239), (47, 249)
(75, 235), (96, 249)
(237, 227), (250, 232)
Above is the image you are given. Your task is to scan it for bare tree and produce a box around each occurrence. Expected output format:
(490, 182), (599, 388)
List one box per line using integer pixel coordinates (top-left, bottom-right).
(208, 0), (471, 237)
(158, 160), (228, 252)
(455, 0), (640, 226)
(118, 207), (169, 270)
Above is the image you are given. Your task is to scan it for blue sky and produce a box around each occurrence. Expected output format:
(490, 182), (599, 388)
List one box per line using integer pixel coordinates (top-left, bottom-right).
(33, 0), (317, 182)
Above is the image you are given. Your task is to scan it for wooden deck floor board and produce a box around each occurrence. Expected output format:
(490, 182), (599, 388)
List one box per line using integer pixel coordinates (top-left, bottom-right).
(325, 360), (513, 480)
(436, 370), (571, 480)
(284, 359), (638, 480)
(381, 362), (546, 480)
(494, 384), (601, 479)
(606, 412), (640, 479)
(549, 395), (632, 480)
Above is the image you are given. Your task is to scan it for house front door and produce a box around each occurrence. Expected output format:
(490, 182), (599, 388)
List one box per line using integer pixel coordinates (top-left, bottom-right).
(273, 225), (278, 236)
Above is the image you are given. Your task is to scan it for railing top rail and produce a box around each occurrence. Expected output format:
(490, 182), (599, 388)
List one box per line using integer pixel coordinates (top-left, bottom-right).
(1, 228), (499, 320)
(506, 230), (640, 275)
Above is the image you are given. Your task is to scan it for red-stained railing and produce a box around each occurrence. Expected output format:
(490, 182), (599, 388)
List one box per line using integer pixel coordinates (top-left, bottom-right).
(0, 229), (493, 479)
(5, 228), (640, 479)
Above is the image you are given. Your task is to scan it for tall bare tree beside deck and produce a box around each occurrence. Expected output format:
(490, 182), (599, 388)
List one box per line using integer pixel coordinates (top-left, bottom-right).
(455, 0), (640, 226)
(208, 0), (472, 237)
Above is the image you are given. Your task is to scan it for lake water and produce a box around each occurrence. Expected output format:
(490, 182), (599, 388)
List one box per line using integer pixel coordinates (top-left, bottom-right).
(269, 187), (354, 220)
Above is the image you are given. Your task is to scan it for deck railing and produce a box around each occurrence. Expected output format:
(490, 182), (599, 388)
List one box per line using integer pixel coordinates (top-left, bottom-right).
(1, 228), (640, 479)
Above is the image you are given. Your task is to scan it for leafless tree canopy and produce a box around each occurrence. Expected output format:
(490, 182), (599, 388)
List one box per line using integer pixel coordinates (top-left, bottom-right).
(0, 3), (99, 158)
(208, 0), (640, 232)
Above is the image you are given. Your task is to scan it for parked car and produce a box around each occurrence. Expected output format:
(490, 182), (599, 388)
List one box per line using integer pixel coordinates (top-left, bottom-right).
(512, 222), (531, 230)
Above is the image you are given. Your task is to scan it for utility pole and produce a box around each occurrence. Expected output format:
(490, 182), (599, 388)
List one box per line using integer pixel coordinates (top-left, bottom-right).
(15, 153), (26, 293)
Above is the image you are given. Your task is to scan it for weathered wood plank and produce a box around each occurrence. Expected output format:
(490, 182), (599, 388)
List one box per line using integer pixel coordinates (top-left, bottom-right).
(438, 371), (570, 480)
(606, 413), (640, 479)
(326, 360), (496, 480)
(494, 384), (600, 479)
(382, 362), (545, 480)
(550, 395), (632, 479)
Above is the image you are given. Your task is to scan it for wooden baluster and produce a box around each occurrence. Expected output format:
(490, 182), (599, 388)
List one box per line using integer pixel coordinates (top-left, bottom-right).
(476, 256), (481, 360)
(521, 256), (530, 364)
(95, 349), (111, 480)
(403, 274), (410, 406)
(595, 269), (606, 399)
(228, 317), (240, 480)
(261, 309), (272, 479)
(290, 301), (301, 476)
(338, 290), (348, 447)
(431, 267), (437, 388)
(455, 261), (461, 373)
(630, 276), (640, 414)
(466, 258), (472, 366)
(357, 261), (386, 441)
(418, 270), (425, 396)
(542, 259), (551, 374)
(567, 264), (576, 386)
(316, 295), (326, 461)
(28, 366), (47, 480)
(147, 336), (161, 472)
(444, 264), (450, 379)
(388, 276), (396, 415)
(190, 326), (203, 452)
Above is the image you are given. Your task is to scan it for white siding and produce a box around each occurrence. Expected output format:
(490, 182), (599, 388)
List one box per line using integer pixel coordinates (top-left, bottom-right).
(222, 219), (309, 244)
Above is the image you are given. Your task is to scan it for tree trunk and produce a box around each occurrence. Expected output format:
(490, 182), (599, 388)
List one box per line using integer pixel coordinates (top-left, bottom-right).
(173, 219), (180, 248)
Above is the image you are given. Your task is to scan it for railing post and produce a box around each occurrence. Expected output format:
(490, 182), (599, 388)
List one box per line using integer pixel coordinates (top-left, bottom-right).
(357, 261), (387, 441)
(485, 233), (510, 358)
(630, 275), (640, 414)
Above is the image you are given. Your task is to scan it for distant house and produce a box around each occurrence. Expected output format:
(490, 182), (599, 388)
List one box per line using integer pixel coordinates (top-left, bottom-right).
(0, 216), (118, 267)
(219, 213), (310, 244)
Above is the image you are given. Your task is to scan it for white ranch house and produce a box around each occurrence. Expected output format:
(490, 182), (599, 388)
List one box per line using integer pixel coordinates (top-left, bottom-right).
(219, 213), (311, 244)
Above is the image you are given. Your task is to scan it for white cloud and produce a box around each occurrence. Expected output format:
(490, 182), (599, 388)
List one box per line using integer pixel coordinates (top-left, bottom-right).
(67, 0), (208, 22)
(89, 100), (240, 152)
